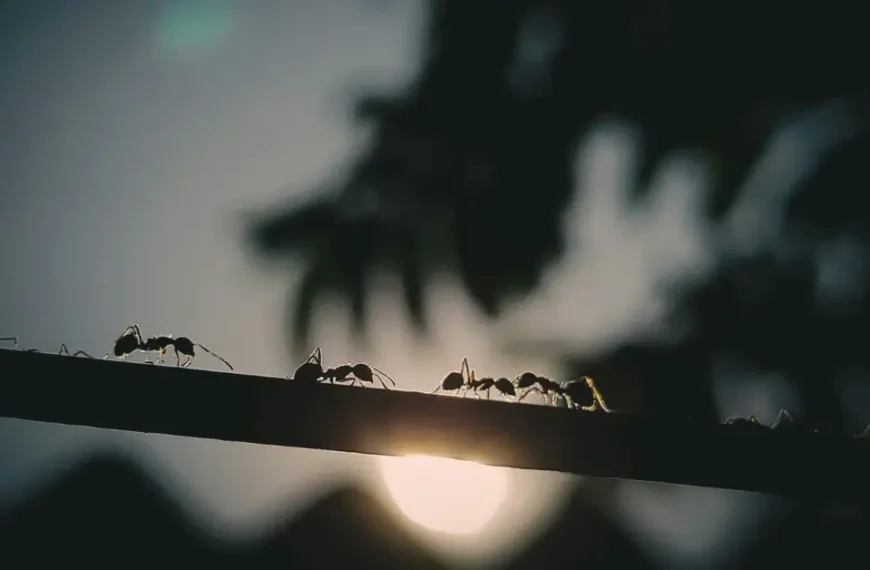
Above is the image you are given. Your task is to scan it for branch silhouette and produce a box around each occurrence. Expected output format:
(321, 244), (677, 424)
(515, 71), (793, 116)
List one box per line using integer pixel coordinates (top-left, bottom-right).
(243, 0), (870, 354)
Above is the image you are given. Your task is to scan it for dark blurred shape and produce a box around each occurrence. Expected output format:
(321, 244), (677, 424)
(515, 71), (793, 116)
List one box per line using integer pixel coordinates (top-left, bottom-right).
(252, 487), (446, 570)
(244, 0), (870, 353)
(0, 451), (226, 565)
(561, 251), (860, 431)
(0, 450), (442, 568)
(733, 501), (870, 568)
(503, 481), (661, 570)
(0, 449), (654, 569)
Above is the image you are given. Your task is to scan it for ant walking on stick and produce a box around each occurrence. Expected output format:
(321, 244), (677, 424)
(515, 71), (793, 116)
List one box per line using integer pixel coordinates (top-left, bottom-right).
(289, 347), (397, 389)
(107, 324), (233, 370)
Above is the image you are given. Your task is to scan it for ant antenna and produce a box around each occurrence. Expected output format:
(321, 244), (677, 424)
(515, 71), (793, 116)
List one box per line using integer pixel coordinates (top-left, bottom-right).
(370, 365), (396, 386)
(460, 357), (472, 383)
(194, 343), (233, 371)
(306, 347), (323, 366)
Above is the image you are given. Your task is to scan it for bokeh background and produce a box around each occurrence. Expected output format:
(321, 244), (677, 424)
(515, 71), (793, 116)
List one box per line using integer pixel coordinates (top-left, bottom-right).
(2, 0), (870, 568)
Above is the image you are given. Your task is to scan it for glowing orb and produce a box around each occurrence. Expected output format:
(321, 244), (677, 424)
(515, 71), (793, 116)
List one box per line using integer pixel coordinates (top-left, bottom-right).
(379, 454), (508, 535)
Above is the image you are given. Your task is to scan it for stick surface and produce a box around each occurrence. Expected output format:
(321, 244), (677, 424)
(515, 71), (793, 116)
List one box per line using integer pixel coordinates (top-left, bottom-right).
(1, 348), (868, 500)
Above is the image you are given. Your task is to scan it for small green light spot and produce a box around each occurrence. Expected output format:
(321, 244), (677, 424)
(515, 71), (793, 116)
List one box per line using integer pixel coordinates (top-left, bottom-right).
(155, 0), (234, 57)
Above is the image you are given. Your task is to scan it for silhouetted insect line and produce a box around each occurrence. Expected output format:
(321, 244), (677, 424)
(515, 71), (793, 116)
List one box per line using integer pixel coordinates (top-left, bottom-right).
(724, 409), (814, 434)
(289, 347), (396, 389)
(107, 324), (233, 370)
(515, 373), (612, 412)
(2, 337), (93, 357)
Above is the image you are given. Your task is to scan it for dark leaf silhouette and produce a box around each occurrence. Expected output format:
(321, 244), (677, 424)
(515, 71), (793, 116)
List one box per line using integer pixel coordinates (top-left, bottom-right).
(244, 0), (870, 350)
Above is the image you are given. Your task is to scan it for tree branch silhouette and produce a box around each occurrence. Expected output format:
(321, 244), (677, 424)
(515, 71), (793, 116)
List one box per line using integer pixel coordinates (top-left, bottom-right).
(243, 0), (870, 355)
(2, 349), (870, 501)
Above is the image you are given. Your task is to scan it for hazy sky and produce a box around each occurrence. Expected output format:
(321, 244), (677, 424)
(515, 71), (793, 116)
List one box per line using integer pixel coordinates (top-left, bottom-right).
(0, 1), (859, 568)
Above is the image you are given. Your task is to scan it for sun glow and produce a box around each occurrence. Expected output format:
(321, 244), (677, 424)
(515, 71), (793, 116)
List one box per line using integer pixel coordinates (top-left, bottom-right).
(379, 454), (509, 535)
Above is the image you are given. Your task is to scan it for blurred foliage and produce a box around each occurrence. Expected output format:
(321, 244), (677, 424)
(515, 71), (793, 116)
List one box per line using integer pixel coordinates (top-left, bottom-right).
(245, 0), (870, 361)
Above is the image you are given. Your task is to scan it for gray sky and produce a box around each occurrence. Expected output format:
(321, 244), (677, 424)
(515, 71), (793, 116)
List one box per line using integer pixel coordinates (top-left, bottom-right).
(0, 1), (859, 568)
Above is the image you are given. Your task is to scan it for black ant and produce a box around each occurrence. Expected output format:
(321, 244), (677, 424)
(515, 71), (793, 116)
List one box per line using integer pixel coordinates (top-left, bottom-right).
(1, 337), (93, 357)
(433, 358), (474, 396)
(556, 376), (612, 412)
(514, 372), (560, 404)
(725, 409), (800, 433)
(107, 324), (233, 370)
(289, 348), (396, 389)
(324, 362), (396, 389)
(470, 376), (517, 400)
(515, 373), (611, 412)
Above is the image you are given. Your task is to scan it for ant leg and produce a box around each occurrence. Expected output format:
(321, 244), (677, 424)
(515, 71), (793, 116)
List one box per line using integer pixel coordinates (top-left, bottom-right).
(432, 385), (443, 394)
(583, 376), (612, 412)
(120, 324), (145, 346)
(193, 343), (233, 371)
(0, 337), (38, 352)
(58, 344), (94, 358)
(772, 409), (793, 429)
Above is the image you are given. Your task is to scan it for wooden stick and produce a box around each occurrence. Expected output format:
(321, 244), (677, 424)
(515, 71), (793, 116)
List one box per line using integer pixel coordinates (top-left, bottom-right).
(1, 348), (868, 500)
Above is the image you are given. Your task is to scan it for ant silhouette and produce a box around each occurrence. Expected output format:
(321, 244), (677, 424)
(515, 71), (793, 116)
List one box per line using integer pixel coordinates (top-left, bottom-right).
(724, 409), (799, 433)
(107, 324), (233, 370)
(289, 347), (396, 389)
(469, 376), (517, 400)
(1, 337), (93, 357)
(324, 362), (396, 389)
(514, 372), (561, 404)
(432, 358), (475, 396)
(556, 377), (612, 412)
(515, 374), (612, 412)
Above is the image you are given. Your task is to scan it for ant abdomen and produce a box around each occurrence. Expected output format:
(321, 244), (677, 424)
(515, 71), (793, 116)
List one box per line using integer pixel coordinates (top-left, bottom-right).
(440, 372), (465, 392)
(494, 377), (516, 397)
(294, 362), (324, 383)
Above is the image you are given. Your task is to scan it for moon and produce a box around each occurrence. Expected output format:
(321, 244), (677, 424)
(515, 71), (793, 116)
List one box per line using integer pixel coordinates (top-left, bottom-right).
(379, 455), (509, 535)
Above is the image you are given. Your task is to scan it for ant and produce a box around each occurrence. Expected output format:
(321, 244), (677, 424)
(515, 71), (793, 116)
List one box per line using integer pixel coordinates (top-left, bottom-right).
(724, 409), (800, 433)
(433, 358), (474, 396)
(557, 377), (612, 412)
(514, 372), (561, 404)
(324, 362), (396, 389)
(289, 348), (396, 389)
(1, 337), (93, 357)
(469, 376), (517, 400)
(107, 324), (233, 370)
